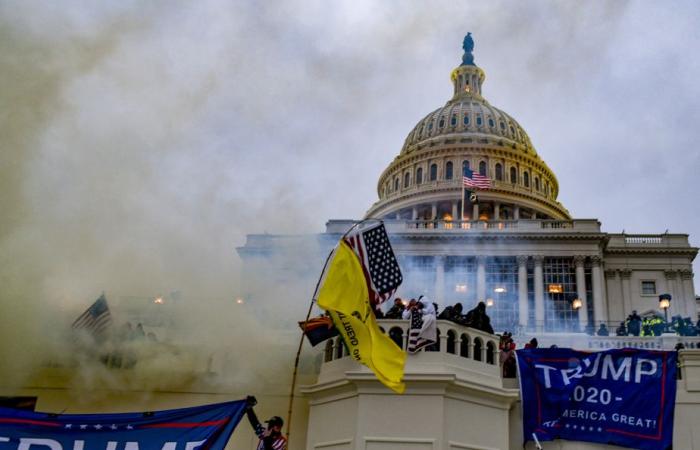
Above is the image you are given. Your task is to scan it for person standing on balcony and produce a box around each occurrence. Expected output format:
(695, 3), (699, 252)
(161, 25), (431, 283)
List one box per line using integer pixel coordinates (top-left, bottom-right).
(626, 311), (642, 336)
(596, 323), (609, 336)
(385, 298), (405, 319)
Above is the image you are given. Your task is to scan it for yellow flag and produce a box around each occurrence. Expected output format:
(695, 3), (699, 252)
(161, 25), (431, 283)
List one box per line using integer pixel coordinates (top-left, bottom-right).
(316, 241), (406, 393)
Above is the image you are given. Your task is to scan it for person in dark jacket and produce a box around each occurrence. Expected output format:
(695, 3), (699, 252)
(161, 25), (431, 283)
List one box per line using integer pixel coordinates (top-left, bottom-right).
(463, 302), (494, 334)
(596, 323), (609, 336)
(615, 322), (627, 336)
(438, 303), (464, 323)
(384, 298), (405, 319)
(626, 311), (642, 336)
(245, 396), (287, 450)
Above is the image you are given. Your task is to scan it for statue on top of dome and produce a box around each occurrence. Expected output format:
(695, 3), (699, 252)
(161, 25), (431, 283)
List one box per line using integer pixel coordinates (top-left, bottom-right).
(462, 32), (475, 66)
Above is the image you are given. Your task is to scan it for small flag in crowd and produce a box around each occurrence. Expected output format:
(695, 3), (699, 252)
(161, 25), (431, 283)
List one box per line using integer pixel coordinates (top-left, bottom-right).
(407, 301), (437, 354)
(298, 316), (339, 346)
(72, 294), (112, 338)
(463, 167), (492, 189)
(344, 222), (403, 305)
(316, 221), (406, 393)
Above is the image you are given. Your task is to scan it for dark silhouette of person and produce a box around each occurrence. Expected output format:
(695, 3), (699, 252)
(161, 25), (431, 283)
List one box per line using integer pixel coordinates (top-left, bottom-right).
(463, 302), (494, 334)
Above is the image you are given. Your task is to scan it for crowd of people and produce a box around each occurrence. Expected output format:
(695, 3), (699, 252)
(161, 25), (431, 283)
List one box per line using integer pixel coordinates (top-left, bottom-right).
(376, 297), (494, 334)
(590, 310), (700, 337)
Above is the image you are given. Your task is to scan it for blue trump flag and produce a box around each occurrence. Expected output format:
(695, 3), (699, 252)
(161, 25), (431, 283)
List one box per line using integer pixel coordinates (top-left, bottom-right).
(0, 400), (247, 450)
(517, 348), (677, 450)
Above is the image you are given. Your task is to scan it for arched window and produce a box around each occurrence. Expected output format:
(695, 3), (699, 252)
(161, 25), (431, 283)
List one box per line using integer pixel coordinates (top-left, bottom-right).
(510, 167), (517, 184)
(499, 121), (506, 130)
(463, 114), (470, 126)
(416, 167), (423, 185)
(546, 182), (550, 196)
(445, 161), (453, 180)
(495, 163), (503, 181)
(462, 160), (470, 175)
(438, 116), (445, 128)
(524, 172), (530, 188)
(403, 172), (410, 188)
(394, 177), (399, 191)
(488, 117), (495, 128)
(478, 161), (487, 177)
(535, 177), (540, 191)
(429, 163), (438, 181)
(476, 115), (483, 126)
(450, 114), (457, 126)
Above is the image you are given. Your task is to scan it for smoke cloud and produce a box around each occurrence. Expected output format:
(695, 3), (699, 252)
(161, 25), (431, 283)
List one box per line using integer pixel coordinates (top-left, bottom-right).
(1, 0), (699, 398)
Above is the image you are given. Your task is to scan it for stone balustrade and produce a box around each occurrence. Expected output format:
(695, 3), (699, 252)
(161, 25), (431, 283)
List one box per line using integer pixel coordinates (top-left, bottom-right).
(322, 319), (500, 366)
(325, 218), (602, 234)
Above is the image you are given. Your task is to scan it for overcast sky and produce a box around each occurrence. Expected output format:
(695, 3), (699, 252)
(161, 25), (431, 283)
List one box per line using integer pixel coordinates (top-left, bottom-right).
(2, 0), (700, 307)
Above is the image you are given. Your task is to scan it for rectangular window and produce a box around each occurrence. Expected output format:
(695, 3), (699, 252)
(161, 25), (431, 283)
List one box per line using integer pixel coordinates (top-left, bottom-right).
(641, 280), (657, 295)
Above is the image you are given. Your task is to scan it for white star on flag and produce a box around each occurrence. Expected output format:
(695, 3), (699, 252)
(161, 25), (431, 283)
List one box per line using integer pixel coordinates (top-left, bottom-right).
(126, 425), (133, 430)
(94, 425), (102, 430)
(80, 425), (87, 430)
(110, 424), (118, 430)
(65, 424), (72, 429)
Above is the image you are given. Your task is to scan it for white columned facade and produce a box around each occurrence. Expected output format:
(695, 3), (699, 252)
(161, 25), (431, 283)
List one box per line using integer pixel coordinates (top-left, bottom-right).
(517, 255), (528, 328)
(591, 256), (606, 325)
(451, 201), (458, 221)
(681, 270), (696, 317)
(574, 256), (588, 329)
(664, 270), (679, 316)
(472, 203), (479, 221)
(533, 255), (544, 332)
(435, 256), (445, 306)
(620, 269), (632, 314)
(476, 255), (486, 301)
(412, 206), (418, 220)
(513, 205), (520, 220)
(493, 202), (500, 220)
(431, 203), (438, 220)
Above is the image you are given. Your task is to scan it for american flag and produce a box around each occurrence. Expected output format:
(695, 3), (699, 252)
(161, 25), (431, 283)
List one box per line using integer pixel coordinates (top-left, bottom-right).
(72, 294), (112, 338)
(463, 167), (491, 189)
(407, 309), (436, 353)
(343, 222), (403, 305)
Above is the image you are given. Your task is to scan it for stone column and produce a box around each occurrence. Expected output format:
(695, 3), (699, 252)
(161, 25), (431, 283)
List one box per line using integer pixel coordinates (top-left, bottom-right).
(472, 203), (479, 221)
(435, 256), (445, 306)
(493, 202), (500, 220)
(476, 255), (486, 301)
(591, 256), (606, 326)
(574, 256), (588, 329)
(674, 271), (685, 316)
(451, 201), (458, 221)
(620, 269), (632, 315)
(514, 205), (520, 220)
(412, 206), (418, 220)
(681, 270), (696, 317)
(664, 270), (678, 316)
(533, 255), (545, 332)
(517, 256), (529, 328)
(431, 203), (438, 220)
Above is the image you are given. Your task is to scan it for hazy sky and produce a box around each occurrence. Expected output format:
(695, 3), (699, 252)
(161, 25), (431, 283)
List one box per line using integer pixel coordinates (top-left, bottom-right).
(2, 0), (700, 307)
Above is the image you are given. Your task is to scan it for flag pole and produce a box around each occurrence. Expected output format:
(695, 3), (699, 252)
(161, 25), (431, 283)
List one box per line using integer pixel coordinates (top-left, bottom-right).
(460, 178), (465, 223)
(285, 218), (381, 443)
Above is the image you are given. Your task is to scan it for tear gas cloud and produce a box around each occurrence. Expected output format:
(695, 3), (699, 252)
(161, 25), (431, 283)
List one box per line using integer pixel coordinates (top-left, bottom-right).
(1, 0), (699, 393)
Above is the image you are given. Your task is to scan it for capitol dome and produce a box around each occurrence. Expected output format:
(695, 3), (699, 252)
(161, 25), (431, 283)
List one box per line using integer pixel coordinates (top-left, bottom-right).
(366, 35), (570, 222)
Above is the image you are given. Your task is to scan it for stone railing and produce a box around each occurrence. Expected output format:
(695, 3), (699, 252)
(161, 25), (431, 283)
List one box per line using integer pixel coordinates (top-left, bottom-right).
(525, 333), (700, 351)
(324, 219), (601, 234)
(607, 233), (692, 248)
(322, 319), (500, 366)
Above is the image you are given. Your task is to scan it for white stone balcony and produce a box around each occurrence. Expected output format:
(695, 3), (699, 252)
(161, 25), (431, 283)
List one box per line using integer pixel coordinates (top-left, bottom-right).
(325, 218), (602, 234)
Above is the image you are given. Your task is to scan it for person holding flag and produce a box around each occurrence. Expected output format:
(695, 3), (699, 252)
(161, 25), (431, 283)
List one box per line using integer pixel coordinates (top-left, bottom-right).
(245, 396), (288, 450)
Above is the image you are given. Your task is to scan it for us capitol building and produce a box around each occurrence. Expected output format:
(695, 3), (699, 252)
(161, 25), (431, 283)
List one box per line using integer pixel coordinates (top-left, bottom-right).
(234, 35), (700, 450)
(4, 36), (700, 450)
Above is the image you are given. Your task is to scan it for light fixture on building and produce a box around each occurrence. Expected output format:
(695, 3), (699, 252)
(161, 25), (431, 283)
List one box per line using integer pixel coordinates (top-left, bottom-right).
(455, 284), (467, 293)
(548, 283), (563, 294)
(494, 287), (506, 293)
(659, 293), (672, 327)
(154, 297), (164, 304)
(236, 298), (244, 305)
(486, 298), (494, 307)
(572, 298), (582, 310)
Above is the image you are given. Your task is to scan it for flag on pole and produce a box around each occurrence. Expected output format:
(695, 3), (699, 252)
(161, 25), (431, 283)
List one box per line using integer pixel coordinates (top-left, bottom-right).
(463, 167), (492, 189)
(407, 305), (437, 354)
(344, 222), (402, 305)
(316, 222), (406, 393)
(72, 294), (112, 338)
(298, 316), (339, 346)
